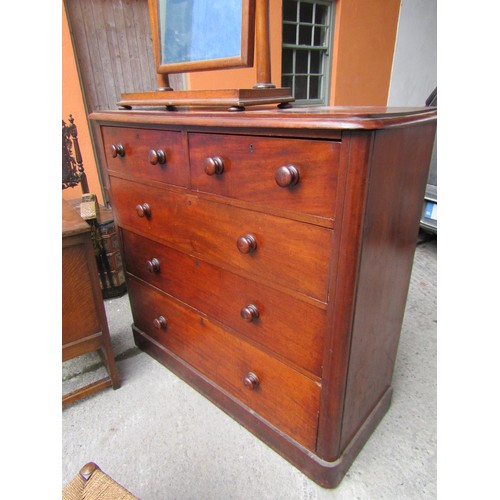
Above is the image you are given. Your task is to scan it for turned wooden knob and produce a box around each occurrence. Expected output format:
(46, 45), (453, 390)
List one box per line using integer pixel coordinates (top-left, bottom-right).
(153, 315), (167, 330)
(146, 258), (160, 273)
(275, 165), (300, 187)
(149, 149), (166, 165)
(136, 203), (151, 218)
(203, 156), (224, 175)
(237, 234), (257, 254)
(241, 304), (259, 322)
(243, 372), (260, 390)
(110, 143), (125, 158)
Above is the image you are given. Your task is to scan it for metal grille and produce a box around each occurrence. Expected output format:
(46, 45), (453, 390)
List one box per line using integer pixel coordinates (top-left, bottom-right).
(281, 0), (334, 104)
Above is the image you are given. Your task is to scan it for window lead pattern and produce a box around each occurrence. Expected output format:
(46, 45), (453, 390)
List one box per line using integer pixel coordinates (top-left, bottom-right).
(281, 0), (333, 104)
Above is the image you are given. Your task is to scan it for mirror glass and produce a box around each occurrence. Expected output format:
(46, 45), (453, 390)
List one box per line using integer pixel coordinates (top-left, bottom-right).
(158, 0), (246, 68)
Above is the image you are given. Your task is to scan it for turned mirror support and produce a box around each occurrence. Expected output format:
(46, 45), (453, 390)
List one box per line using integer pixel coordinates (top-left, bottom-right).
(253, 0), (275, 89)
(156, 73), (172, 92)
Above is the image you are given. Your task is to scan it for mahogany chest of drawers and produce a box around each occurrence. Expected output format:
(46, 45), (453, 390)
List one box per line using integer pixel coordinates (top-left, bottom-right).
(91, 106), (436, 487)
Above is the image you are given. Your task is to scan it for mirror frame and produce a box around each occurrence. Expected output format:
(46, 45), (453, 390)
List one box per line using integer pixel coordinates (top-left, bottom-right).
(148, 0), (255, 74)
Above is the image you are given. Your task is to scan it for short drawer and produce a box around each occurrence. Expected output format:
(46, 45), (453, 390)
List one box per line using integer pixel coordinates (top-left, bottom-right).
(189, 133), (341, 221)
(110, 176), (332, 302)
(101, 126), (188, 187)
(127, 276), (321, 451)
(122, 229), (326, 376)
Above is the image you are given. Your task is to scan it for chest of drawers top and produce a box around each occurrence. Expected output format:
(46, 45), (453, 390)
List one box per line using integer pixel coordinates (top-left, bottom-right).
(92, 105), (435, 130)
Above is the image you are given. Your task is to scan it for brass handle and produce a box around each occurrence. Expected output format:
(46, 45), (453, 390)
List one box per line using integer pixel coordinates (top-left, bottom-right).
(153, 315), (167, 330)
(203, 156), (224, 175)
(136, 203), (151, 218)
(110, 144), (125, 158)
(241, 304), (259, 322)
(243, 372), (260, 390)
(275, 165), (299, 187)
(146, 258), (160, 273)
(237, 234), (257, 254)
(148, 149), (166, 165)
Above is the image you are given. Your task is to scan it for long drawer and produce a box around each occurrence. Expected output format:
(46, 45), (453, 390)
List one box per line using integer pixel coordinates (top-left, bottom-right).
(110, 176), (333, 302)
(189, 133), (341, 221)
(127, 275), (321, 451)
(101, 126), (188, 187)
(122, 229), (326, 376)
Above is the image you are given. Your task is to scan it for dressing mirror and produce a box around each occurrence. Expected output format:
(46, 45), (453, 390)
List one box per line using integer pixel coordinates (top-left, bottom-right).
(154, 0), (254, 73)
(118, 0), (294, 110)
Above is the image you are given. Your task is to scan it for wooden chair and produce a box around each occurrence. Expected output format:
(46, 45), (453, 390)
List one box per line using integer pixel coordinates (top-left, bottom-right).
(63, 115), (89, 193)
(62, 115), (127, 298)
(62, 462), (137, 499)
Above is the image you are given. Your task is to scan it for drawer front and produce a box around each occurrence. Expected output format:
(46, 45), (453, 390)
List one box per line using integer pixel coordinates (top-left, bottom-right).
(127, 276), (321, 450)
(189, 133), (341, 220)
(101, 126), (188, 187)
(110, 176), (332, 302)
(122, 229), (326, 376)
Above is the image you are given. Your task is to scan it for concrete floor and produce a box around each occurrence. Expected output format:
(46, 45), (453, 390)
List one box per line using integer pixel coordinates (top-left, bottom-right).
(62, 234), (437, 499)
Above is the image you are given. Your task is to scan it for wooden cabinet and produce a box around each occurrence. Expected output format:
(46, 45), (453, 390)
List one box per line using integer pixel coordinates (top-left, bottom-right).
(62, 200), (120, 406)
(91, 106), (436, 487)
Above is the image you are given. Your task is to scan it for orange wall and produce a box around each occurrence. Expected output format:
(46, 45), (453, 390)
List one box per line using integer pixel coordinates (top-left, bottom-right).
(330, 0), (400, 105)
(62, 2), (102, 204)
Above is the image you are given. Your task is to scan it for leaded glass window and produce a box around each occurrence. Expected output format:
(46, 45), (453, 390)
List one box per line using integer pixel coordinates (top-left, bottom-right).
(282, 0), (335, 104)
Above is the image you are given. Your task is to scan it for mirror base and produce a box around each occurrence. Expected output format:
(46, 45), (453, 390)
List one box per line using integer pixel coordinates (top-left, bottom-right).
(117, 88), (294, 110)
